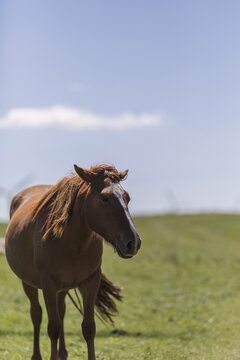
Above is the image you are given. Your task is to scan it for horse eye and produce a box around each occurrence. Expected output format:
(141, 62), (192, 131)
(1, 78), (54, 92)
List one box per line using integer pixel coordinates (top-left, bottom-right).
(101, 195), (109, 203)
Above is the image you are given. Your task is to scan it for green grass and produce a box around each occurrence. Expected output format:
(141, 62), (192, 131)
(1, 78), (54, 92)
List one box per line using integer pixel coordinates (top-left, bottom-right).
(0, 223), (8, 237)
(2, 215), (240, 359)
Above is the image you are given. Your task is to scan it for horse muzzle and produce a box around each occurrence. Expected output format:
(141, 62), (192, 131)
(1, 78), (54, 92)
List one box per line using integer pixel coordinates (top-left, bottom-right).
(116, 236), (141, 259)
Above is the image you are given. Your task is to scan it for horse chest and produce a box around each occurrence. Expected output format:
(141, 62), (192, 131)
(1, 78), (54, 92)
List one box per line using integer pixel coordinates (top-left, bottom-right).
(44, 240), (103, 289)
(53, 254), (101, 289)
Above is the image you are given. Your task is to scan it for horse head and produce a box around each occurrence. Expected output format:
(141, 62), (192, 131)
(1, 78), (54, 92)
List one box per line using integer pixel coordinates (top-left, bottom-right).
(74, 164), (141, 259)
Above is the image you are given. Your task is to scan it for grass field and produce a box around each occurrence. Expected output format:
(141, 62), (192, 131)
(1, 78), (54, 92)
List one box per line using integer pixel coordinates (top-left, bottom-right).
(0, 223), (8, 238)
(1, 214), (240, 359)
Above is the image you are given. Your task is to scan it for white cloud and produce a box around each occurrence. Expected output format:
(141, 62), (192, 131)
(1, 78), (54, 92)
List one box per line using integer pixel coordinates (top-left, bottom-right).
(0, 106), (163, 130)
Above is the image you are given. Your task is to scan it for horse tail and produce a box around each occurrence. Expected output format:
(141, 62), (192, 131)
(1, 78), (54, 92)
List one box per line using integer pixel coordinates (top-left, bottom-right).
(95, 273), (123, 326)
(67, 273), (123, 326)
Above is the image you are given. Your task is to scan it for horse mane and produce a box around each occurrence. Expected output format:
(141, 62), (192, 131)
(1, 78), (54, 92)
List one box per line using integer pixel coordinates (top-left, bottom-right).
(31, 164), (125, 240)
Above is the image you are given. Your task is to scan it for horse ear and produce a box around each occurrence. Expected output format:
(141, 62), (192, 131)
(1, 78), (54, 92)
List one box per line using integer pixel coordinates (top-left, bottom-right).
(74, 165), (96, 183)
(119, 169), (128, 181)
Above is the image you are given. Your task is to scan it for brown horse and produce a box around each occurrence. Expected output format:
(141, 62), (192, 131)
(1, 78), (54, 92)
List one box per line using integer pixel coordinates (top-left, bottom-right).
(5, 164), (141, 360)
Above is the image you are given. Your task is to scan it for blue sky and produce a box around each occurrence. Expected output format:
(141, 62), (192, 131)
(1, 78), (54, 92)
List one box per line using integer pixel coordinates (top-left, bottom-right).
(1, 0), (240, 220)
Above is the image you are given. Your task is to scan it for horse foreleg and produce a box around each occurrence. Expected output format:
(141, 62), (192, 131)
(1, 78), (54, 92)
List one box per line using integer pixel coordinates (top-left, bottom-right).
(57, 291), (68, 360)
(22, 281), (42, 360)
(80, 268), (101, 360)
(41, 274), (61, 360)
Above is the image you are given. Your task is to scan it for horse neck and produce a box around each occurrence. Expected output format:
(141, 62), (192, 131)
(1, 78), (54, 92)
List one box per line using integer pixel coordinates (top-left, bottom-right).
(65, 192), (93, 252)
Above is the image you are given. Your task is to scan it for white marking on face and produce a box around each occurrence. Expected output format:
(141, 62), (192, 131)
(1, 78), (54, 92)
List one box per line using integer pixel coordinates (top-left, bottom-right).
(112, 183), (138, 253)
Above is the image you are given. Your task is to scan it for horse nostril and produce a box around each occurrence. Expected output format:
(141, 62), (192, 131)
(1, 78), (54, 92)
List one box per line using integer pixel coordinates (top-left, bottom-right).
(137, 239), (141, 250)
(127, 240), (133, 251)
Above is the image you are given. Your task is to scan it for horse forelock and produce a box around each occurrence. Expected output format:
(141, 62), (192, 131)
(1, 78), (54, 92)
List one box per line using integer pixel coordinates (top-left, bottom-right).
(31, 164), (124, 240)
(89, 164), (125, 182)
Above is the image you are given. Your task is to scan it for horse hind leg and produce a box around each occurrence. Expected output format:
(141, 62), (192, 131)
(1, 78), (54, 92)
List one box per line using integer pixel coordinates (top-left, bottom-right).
(22, 281), (43, 360)
(57, 291), (68, 360)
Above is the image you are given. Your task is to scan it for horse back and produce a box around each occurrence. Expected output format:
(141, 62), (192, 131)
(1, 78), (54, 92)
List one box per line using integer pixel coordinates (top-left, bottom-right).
(10, 185), (52, 218)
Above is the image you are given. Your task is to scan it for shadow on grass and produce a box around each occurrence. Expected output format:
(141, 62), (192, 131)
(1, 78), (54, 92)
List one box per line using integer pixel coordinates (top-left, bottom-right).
(97, 328), (206, 340)
(0, 328), (205, 341)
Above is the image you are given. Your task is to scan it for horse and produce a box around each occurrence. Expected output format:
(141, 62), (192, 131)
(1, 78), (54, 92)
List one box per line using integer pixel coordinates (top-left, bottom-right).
(5, 164), (141, 360)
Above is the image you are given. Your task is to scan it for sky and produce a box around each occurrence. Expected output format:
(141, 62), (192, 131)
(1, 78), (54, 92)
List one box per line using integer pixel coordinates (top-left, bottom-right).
(1, 0), (240, 220)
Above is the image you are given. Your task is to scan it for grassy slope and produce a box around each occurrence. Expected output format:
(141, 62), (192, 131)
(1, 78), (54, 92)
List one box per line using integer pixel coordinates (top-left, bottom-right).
(1, 215), (240, 359)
